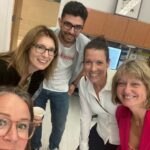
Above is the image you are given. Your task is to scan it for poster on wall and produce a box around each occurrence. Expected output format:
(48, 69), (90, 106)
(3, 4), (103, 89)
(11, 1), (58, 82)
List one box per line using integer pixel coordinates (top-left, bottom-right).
(115, 0), (143, 19)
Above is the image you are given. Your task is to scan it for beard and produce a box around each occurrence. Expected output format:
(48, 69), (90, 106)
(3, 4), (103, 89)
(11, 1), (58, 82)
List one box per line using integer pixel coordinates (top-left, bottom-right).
(59, 31), (76, 45)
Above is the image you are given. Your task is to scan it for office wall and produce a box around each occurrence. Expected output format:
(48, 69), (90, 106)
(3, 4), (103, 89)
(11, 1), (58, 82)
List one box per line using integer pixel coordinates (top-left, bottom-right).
(59, 0), (150, 24)
(0, 0), (14, 52)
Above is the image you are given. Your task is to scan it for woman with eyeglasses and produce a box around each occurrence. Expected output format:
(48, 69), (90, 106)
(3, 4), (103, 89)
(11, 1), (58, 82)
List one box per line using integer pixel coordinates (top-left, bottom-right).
(0, 25), (58, 96)
(78, 36), (119, 150)
(0, 86), (35, 150)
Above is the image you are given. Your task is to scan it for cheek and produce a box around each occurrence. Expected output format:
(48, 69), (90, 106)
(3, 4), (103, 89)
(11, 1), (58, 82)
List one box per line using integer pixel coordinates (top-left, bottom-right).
(116, 87), (122, 98)
(16, 140), (28, 150)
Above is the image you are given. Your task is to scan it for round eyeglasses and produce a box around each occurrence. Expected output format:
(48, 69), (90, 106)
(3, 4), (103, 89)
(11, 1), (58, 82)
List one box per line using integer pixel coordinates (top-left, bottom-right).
(0, 116), (35, 140)
(33, 43), (55, 56)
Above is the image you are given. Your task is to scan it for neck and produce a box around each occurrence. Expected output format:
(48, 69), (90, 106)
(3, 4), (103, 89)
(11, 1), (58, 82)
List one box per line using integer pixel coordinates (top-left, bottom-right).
(131, 108), (146, 127)
(93, 78), (106, 98)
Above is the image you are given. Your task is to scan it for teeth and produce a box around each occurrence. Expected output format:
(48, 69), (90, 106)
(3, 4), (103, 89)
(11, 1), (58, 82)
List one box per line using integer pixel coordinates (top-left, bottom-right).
(90, 73), (98, 77)
(39, 59), (48, 64)
(124, 95), (134, 99)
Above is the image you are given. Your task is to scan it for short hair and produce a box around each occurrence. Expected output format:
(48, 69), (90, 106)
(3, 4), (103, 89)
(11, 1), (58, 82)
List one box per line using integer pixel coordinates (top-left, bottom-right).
(112, 60), (150, 108)
(83, 36), (109, 62)
(61, 1), (88, 22)
(0, 25), (58, 79)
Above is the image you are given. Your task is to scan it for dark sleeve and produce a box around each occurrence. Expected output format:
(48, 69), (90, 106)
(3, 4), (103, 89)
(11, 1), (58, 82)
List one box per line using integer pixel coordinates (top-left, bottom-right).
(0, 59), (20, 86)
(28, 70), (44, 96)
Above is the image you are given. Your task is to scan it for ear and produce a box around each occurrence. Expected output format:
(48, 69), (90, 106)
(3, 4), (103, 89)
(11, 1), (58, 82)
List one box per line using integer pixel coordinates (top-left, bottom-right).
(58, 18), (61, 27)
(107, 58), (110, 68)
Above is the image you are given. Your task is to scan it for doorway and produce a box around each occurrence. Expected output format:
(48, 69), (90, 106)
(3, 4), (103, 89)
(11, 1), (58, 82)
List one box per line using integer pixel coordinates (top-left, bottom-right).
(11, 0), (60, 50)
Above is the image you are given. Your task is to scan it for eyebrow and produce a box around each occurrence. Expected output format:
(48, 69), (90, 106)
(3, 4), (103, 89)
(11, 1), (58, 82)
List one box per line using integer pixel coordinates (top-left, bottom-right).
(0, 112), (30, 121)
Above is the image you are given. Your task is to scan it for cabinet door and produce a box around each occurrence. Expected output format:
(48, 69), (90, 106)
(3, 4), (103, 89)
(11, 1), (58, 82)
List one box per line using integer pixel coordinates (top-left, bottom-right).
(123, 19), (150, 48)
(83, 9), (107, 36)
(143, 27), (150, 49)
(102, 14), (129, 42)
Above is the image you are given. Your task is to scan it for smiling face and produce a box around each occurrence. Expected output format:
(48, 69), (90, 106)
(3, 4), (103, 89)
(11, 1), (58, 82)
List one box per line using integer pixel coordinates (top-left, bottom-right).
(0, 93), (31, 150)
(28, 36), (55, 74)
(117, 74), (147, 109)
(59, 14), (84, 46)
(84, 48), (109, 85)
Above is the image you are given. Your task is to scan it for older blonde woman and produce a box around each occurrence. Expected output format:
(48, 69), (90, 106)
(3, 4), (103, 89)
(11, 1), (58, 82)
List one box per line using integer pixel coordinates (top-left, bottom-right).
(112, 60), (150, 150)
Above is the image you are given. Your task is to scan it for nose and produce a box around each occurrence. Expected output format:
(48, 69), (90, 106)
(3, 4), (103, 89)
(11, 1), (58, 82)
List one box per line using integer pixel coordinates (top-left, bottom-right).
(124, 84), (131, 94)
(69, 27), (76, 34)
(3, 124), (19, 143)
(42, 50), (50, 57)
(91, 63), (97, 71)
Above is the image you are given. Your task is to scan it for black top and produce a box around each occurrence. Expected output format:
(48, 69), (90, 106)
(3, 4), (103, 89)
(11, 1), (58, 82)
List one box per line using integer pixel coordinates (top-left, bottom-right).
(0, 59), (44, 96)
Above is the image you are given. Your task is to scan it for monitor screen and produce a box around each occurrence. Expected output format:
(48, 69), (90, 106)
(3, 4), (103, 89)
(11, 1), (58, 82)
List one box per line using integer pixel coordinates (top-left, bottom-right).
(109, 47), (121, 70)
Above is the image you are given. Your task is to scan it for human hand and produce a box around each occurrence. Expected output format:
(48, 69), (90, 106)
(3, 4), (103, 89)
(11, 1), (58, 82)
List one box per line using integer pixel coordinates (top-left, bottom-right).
(33, 116), (43, 126)
(68, 84), (76, 96)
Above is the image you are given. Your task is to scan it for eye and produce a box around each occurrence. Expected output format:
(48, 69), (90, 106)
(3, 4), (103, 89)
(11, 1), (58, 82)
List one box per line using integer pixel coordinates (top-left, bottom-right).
(131, 82), (141, 87)
(74, 25), (83, 30)
(117, 81), (126, 86)
(84, 60), (91, 65)
(0, 119), (8, 128)
(48, 48), (55, 52)
(36, 44), (45, 50)
(17, 122), (29, 131)
(96, 61), (103, 65)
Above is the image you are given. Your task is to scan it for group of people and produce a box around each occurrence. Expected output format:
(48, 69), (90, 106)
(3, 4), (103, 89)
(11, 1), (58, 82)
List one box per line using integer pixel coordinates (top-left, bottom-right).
(0, 1), (150, 150)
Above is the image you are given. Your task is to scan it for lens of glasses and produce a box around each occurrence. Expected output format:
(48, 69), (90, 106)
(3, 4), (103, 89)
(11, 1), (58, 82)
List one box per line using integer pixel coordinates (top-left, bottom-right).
(17, 121), (35, 139)
(63, 21), (83, 32)
(0, 117), (35, 140)
(33, 44), (55, 56)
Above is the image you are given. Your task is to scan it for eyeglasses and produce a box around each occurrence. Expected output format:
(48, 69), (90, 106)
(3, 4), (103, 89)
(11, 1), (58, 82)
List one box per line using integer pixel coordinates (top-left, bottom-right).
(33, 44), (55, 56)
(0, 115), (35, 140)
(63, 21), (83, 32)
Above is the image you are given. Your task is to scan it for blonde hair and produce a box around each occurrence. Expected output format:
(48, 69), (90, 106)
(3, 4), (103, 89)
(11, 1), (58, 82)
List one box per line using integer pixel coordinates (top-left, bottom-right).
(112, 59), (150, 108)
(0, 25), (58, 79)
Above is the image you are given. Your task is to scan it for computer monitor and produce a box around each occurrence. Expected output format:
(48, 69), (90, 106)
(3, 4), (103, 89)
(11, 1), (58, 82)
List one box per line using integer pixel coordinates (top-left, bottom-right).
(109, 46), (121, 70)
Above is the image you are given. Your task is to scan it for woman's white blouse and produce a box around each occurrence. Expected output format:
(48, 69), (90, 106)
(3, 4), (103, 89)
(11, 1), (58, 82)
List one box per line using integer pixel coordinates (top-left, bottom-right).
(79, 69), (119, 150)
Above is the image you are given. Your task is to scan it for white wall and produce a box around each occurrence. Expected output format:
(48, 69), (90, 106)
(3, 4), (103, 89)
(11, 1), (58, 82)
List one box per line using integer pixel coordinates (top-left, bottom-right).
(0, 0), (14, 52)
(59, 0), (150, 24)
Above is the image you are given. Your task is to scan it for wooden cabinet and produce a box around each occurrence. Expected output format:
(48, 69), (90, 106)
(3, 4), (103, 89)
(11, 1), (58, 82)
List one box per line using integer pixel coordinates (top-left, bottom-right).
(83, 9), (107, 36)
(102, 14), (128, 43)
(143, 27), (150, 48)
(83, 8), (150, 49)
(123, 19), (150, 48)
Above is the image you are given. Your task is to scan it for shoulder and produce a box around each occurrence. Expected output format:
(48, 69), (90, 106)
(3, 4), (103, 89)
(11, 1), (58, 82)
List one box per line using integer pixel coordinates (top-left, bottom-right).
(76, 33), (90, 48)
(79, 76), (87, 87)
(116, 105), (130, 121)
(77, 33), (90, 44)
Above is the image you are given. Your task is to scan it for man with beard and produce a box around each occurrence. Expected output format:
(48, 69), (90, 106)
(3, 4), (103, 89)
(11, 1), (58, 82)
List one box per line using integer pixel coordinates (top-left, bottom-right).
(31, 1), (90, 150)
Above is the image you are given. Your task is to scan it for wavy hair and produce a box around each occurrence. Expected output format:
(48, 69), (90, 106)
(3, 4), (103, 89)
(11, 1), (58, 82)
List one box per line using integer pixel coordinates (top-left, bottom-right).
(0, 25), (58, 79)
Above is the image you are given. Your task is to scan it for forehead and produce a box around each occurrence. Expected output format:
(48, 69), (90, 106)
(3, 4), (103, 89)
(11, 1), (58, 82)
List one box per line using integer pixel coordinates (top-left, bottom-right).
(35, 36), (55, 47)
(0, 93), (30, 120)
(62, 14), (84, 25)
(85, 48), (107, 59)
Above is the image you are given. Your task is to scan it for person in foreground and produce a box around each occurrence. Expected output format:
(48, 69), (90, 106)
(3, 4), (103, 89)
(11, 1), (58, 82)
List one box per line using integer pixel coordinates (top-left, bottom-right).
(78, 36), (119, 150)
(112, 59), (150, 150)
(31, 1), (90, 150)
(0, 25), (58, 96)
(0, 86), (35, 150)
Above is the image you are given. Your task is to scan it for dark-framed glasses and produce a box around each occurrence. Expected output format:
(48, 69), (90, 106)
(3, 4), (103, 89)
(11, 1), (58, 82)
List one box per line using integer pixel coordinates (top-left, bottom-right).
(63, 21), (83, 32)
(0, 115), (35, 140)
(33, 43), (55, 56)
